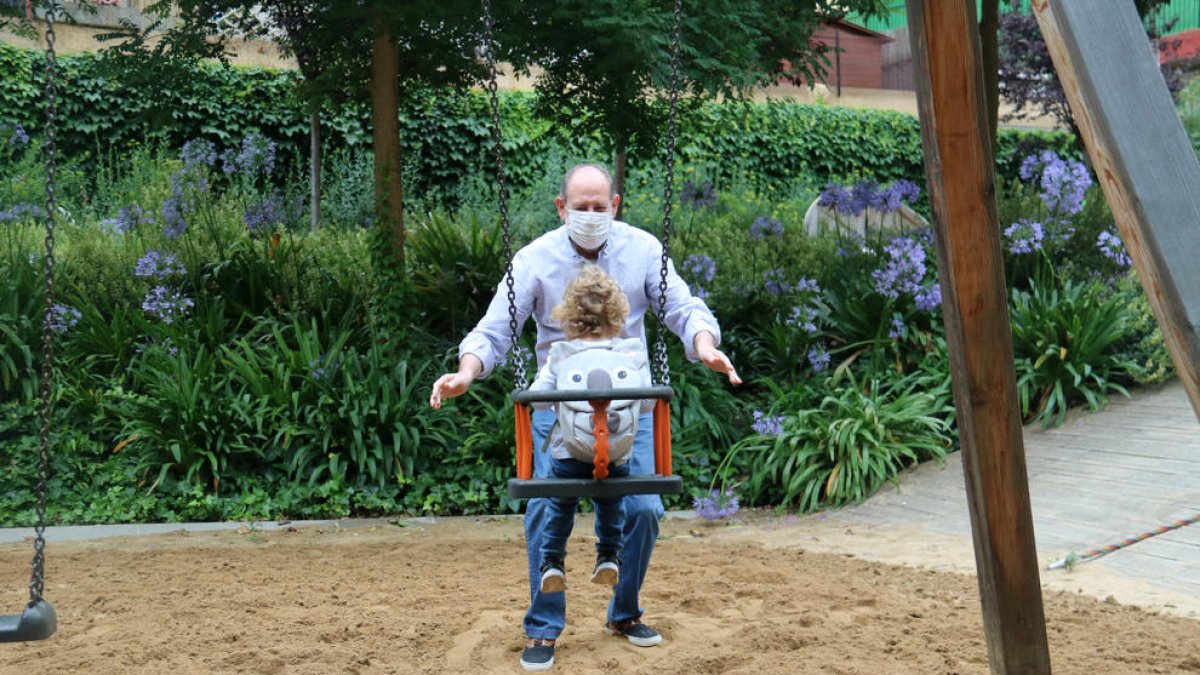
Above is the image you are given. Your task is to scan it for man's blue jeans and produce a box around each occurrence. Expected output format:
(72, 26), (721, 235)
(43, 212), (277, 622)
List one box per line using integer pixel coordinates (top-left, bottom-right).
(523, 408), (664, 639)
(538, 456), (630, 566)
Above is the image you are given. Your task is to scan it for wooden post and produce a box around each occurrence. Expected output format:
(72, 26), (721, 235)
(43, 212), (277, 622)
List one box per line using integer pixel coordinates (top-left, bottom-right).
(1033, 0), (1200, 421)
(906, 2), (1052, 673)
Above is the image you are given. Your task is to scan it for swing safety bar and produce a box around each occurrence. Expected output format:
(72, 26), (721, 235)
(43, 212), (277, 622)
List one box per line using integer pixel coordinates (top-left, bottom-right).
(512, 386), (674, 405)
(508, 390), (682, 499)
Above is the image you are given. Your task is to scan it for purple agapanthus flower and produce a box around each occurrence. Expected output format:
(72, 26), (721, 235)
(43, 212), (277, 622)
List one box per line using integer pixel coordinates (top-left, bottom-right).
(1003, 219), (1045, 255)
(1019, 150), (1058, 182)
(788, 305), (819, 334)
(693, 488), (740, 521)
(808, 344), (831, 372)
(100, 204), (153, 235)
(47, 304), (82, 333)
(141, 286), (194, 324)
(889, 316), (906, 340)
(135, 250), (186, 279)
(889, 179), (921, 205)
(244, 193), (286, 232)
(223, 133), (278, 177)
(1019, 150), (1091, 218)
(308, 354), (343, 383)
(682, 254), (717, 284)
(872, 236), (928, 298)
(793, 277), (820, 294)
(915, 283), (942, 313)
(1097, 227), (1132, 268)
(850, 179), (880, 215)
(751, 410), (786, 437)
(749, 216), (783, 240)
(0, 203), (43, 223)
(680, 180), (716, 210)
(6, 124), (30, 146)
(161, 197), (187, 240)
(1040, 158), (1091, 217)
(763, 268), (791, 295)
(818, 183), (856, 216)
(180, 139), (217, 169)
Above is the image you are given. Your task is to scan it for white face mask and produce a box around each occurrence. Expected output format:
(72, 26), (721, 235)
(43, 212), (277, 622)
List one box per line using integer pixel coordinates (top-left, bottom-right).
(565, 209), (613, 250)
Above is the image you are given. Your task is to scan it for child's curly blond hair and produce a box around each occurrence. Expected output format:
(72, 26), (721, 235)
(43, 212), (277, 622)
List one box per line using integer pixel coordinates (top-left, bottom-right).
(552, 265), (629, 340)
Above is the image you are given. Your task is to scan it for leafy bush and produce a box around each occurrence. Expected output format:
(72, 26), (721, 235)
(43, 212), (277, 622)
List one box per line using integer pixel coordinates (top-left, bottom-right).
(721, 372), (953, 512)
(1111, 276), (1176, 385)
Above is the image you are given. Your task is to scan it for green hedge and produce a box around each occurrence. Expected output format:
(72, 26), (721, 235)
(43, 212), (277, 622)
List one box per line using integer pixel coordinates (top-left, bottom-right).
(1, 41), (1074, 199)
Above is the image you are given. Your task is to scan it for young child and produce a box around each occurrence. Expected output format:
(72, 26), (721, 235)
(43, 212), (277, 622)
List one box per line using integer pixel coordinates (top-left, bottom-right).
(529, 264), (653, 593)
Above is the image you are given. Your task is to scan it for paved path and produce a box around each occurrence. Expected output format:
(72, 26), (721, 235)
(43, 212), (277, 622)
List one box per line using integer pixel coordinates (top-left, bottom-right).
(806, 380), (1200, 615)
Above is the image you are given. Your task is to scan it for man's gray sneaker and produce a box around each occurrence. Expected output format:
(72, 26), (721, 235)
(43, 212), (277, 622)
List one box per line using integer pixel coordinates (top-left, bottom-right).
(520, 638), (555, 671)
(604, 618), (662, 647)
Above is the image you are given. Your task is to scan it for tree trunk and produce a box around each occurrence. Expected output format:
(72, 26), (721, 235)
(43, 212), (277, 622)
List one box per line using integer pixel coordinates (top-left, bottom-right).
(613, 142), (627, 220)
(310, 109), (321, 232)
(370, 21), (404, 266)
(980, 0), (1000, 151)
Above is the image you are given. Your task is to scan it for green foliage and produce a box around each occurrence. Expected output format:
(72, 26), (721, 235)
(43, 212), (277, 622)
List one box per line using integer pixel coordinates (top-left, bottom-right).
(1, 41), (1073, 213)
(1010, 280), (1137, 427)
(407, 210), (507, 340)
(722, 372), (953, 512)
(502, 0), (885, 159)
(0, 38), (1172, 524)
(1111, 276), (1176, 386)
(1181, 79), (1200, 158)
(659, 340), (747, 505)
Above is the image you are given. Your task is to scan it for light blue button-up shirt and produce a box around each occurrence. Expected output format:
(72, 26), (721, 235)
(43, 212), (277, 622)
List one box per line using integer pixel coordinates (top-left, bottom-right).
(459, 220), (722, 379)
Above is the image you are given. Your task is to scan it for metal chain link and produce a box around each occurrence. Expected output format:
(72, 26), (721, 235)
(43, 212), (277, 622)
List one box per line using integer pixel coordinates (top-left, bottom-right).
(653, 0), (683, 387)
(31, 1), (60, 606)
(481, 0), (526, 389)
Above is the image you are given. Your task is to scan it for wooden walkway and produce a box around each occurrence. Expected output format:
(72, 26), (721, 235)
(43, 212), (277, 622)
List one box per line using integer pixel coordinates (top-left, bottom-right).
(810, 381), (1200, 613)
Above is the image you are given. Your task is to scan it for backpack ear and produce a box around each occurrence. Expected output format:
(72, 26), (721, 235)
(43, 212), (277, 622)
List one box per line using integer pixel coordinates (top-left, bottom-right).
(612, 338), (647, 367)
(547, 340), (588, 369)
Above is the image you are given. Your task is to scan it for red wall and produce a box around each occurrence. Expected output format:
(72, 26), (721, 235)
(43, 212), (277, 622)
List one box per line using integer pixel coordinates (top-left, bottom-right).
(811, 25), (887, 89)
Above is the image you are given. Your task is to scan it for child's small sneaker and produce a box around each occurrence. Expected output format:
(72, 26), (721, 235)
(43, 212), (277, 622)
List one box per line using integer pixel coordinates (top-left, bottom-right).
(590, 554), (619, 586)
(540, 558), (566, 593)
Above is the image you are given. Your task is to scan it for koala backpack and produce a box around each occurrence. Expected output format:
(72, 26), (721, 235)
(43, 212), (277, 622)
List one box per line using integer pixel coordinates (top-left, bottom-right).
(544, 338), (652, 467)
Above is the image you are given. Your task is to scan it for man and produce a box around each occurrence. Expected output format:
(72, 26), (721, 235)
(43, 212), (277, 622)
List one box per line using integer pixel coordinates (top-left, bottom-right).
(429, 163), (740, 671)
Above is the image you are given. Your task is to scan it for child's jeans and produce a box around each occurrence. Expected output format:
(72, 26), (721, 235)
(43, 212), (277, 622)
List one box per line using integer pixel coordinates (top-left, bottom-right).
(537, 456), (631, 569)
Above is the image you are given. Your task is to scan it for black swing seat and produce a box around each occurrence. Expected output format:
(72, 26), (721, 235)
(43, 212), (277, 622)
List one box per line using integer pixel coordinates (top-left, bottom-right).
(509, 386), (679, 499)
(508, 475), (683, 499)
(0, 599), (56, 643)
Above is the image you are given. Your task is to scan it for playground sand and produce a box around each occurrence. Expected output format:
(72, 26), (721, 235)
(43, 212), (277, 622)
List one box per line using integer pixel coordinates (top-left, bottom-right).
(3, 511), (1199, 674)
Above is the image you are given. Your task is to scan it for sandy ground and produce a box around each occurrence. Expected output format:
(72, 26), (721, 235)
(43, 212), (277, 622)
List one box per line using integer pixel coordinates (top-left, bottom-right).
(2, 512), (1200, 674)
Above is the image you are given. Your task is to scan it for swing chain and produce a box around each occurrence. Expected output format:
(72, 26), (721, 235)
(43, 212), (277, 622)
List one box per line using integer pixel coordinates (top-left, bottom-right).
(481, 0), (526, 389)
(32, 2), (60, 606)
(653, 0), (683, 387)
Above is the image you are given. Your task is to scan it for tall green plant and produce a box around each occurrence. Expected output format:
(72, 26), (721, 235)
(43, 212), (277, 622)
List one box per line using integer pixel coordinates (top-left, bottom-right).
(407, 210), (506, 340)
(1010, 280), (1136, 427)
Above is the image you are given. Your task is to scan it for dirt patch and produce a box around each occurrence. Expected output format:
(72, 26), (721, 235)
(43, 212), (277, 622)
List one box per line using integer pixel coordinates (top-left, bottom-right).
(3, 513), (1199, 674)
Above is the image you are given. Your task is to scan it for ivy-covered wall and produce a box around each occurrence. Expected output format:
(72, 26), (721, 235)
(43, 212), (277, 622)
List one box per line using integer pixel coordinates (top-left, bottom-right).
(0, 41), (1075, 197)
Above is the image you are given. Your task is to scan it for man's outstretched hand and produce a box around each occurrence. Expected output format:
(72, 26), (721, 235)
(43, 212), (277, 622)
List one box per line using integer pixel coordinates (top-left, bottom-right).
(694, 331), (742, 385)
(429, 355), (484, 409)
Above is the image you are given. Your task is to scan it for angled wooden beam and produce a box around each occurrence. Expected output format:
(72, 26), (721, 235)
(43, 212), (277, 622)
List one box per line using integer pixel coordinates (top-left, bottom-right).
(1033, 0), (1200, 421)
(905, 2), (1052, 673)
